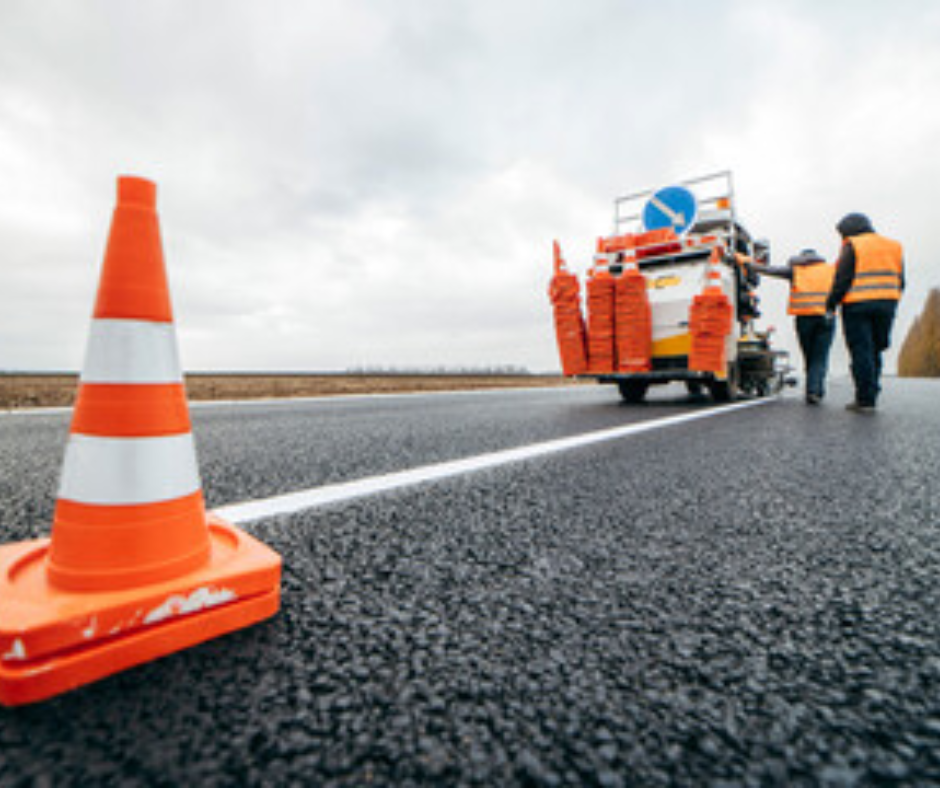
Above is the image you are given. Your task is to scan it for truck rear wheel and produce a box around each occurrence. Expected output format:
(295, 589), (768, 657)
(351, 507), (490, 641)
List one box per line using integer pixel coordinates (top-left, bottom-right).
(618, 380), (649, 404)
(707, 363), (739, 403)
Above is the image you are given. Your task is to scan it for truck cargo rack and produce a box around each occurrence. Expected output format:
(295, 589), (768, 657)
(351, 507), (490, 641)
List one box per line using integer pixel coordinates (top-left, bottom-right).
(614, 170), (737, 240)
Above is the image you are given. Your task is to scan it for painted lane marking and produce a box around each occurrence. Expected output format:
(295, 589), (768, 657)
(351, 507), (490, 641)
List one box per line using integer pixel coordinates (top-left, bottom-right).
(0, 383), (590, 418)
(188, 384), (591, 410)
(216, 398), (775, 524)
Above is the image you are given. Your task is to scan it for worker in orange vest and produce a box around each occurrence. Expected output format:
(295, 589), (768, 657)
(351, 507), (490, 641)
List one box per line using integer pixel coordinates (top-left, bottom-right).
(751, 249), (836, 404)
(826, 213), (905, 413)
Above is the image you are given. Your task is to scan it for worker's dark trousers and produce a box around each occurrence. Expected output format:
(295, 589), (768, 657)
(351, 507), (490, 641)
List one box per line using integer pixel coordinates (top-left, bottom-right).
(795, 315), (835, 398)
(841, 300), (898, 407)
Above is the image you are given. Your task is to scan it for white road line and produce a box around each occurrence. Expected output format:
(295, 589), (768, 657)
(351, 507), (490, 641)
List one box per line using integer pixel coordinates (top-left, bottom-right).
(216, 398), (774, 524)
(0, 405), (73, 417)
(0, 383), (587, 418)
(188, 384), (588, 410)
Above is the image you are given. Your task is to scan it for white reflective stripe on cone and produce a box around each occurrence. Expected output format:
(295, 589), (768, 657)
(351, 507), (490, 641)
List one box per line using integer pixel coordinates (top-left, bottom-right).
(80, 319), (183, 384)
(57, 434), (201, 505)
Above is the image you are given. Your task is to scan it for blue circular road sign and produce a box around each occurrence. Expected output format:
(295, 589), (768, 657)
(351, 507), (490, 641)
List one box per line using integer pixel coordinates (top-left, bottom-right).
(642, 186), (698, 235)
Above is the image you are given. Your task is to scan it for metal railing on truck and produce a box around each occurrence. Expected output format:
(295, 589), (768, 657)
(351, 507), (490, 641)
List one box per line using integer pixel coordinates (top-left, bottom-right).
(607, 170), (739, 269)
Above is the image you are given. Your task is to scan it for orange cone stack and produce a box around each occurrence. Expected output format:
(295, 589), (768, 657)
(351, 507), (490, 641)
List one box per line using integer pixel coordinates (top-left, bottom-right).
(615, 259), (652, 373)
(689, 247), (734, 375)
(635, 228), (682, 259)
(586, 253), (617, 374)
(0, 176), (282, 706)
(548, 241), (588, 376)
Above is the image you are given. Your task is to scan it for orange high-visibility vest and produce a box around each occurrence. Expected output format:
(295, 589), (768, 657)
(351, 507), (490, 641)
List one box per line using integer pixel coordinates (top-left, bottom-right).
(844, 233), (904, 303)
(788, 262), (836, 316)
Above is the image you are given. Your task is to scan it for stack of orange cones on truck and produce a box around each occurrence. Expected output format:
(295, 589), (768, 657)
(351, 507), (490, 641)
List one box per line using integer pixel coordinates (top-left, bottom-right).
(599, 233), (635, 257)
(548, 241), (588, 376)
(689, 247), (734, 375)
(635, 228), (682, 259)
(0, 176), (282, 707)
(615, 258), (652, 373)
(586, 248), (617, 374)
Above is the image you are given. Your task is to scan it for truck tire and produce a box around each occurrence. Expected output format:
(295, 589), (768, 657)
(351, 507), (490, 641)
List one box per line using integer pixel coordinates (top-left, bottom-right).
(707, 363), (739, 403)
(618, 380), (649, 404)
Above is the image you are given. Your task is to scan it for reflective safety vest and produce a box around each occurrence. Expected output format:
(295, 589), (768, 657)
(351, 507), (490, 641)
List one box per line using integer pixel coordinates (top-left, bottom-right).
(844, 233), (904, 304)
(788, 262), (836, 316)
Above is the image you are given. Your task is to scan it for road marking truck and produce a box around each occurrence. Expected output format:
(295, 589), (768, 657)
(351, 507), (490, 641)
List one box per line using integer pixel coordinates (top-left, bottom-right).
(549, 172), (791, 403)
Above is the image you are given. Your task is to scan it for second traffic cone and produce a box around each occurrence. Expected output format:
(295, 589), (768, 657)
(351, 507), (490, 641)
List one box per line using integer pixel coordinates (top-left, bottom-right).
(586, 263), (617, 374)
(614, 258), (652, 373)
(0, 176), (282, 706)
(689, 246), (734, 376)
(548, 241), (588, 376)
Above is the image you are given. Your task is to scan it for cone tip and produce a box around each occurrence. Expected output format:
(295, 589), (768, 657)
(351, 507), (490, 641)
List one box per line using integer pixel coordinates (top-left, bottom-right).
(117, 176), (157, 208)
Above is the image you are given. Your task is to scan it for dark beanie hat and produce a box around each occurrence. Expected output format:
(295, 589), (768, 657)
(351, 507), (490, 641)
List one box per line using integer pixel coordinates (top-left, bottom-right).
(789, 249), (825, 266)
(837, 213), (874, 238)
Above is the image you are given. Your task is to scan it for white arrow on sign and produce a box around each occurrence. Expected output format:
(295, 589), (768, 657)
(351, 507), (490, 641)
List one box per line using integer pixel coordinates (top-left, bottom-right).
(650, 195), (685, 227)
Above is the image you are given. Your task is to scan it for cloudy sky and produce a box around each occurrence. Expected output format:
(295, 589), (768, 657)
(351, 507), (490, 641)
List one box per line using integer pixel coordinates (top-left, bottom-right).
(1, 0), (938, 373)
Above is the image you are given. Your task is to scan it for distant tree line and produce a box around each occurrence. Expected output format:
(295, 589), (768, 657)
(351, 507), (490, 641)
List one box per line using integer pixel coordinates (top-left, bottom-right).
(898, 288), (940, 377)
(345, 364), (532, 376)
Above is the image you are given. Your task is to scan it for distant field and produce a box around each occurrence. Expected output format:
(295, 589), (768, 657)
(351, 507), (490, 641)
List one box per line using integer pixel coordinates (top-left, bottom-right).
(0, 373), (582, 409)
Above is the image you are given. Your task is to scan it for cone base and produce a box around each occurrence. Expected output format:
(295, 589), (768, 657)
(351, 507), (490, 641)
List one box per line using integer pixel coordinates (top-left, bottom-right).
(0, 516), (281, 707)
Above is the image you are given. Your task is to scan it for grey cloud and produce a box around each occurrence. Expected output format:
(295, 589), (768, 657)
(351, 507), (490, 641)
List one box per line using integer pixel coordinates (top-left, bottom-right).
(1, 0), (938, 373)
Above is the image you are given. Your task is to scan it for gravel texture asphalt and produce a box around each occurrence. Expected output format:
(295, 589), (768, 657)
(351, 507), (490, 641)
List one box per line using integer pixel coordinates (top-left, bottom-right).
(1, 379), (939, 786)
(0, 385), (691, 536)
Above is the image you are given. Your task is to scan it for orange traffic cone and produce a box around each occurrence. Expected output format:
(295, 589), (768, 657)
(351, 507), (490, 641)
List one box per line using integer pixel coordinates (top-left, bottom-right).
(614, 257), (652, 373)
(586, 264), (617, 374)
(548, 241), (588, 376)
(689, 246), (734, 376)
(0, 176), (281, 706)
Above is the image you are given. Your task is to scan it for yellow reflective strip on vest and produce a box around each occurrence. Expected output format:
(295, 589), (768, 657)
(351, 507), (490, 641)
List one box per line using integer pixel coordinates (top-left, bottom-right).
(855, 269), (901, 279)
(850, 284), (899, 293)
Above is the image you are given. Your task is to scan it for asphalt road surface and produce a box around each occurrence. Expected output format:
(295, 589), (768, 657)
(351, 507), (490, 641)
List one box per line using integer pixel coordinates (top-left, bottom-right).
(1, 380), (939, 786)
